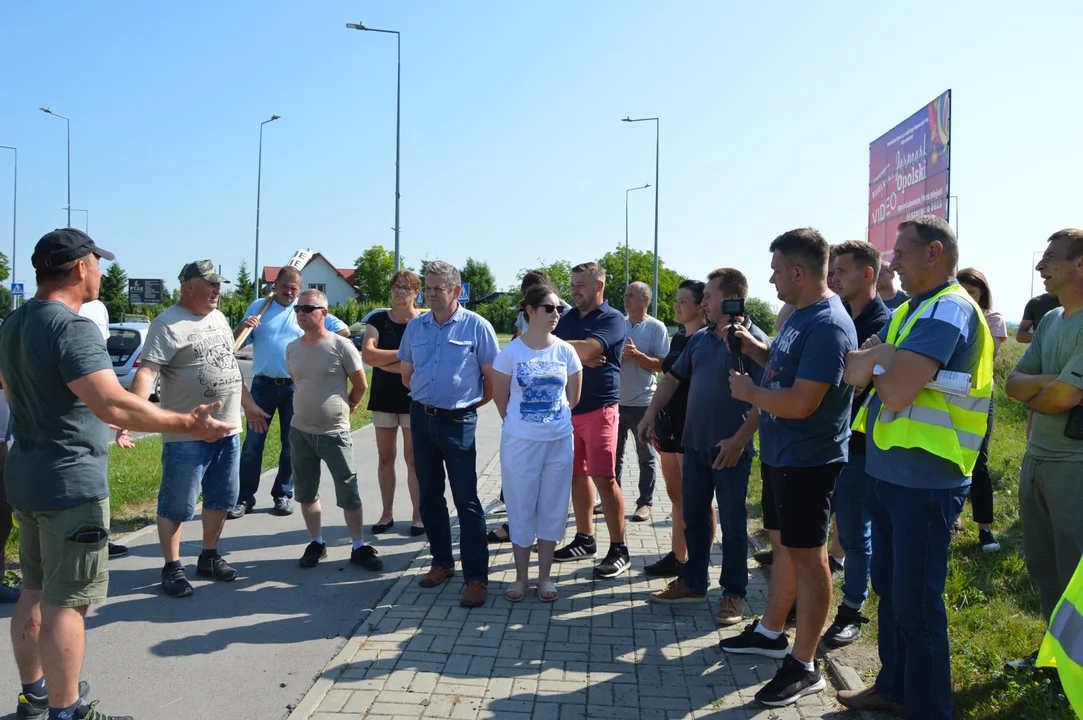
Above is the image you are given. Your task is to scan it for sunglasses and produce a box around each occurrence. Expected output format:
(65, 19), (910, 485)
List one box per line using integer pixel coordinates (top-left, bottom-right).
(294, 304), (325, 314)
(531, 304), (562, 314)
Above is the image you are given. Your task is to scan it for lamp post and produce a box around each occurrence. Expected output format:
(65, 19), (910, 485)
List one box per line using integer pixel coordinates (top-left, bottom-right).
(68, 208), (89, 234)
(622, 116), (660, 316)
(0, 145), (15, 307)
(624, 183), (650, 288)
(949, 195), (959, 238)
(39, 108), (71, 227)
(1031, 250), (1044, 299)
(347, 21), (402, 273)
(254, 114), (281, 304)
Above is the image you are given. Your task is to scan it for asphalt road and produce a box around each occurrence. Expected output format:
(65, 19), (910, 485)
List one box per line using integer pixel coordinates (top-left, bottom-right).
(0, 405), (504, 720)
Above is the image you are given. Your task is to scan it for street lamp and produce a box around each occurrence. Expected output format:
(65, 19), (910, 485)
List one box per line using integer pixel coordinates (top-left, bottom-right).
(0, 145), (15, 307)
(40, 108), (71, 228)
(68, 208), (89, 234)
(624, 183), (651, 288)
(254, 114), (281, 304)
(622, 116), (660, 316)
(347, 21), (402, 273)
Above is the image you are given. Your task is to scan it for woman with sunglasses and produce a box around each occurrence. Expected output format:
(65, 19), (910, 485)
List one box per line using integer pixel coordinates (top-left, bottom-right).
(644, 279), (710, 578)
(362, 270), (425, 537)
(492, 283), (583, 602)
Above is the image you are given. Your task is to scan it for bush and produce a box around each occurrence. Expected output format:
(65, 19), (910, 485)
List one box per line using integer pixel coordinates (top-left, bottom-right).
(745, 297), (776, 335)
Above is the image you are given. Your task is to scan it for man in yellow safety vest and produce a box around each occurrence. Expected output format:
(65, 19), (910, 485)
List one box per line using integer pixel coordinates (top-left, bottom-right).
(838, 215), (993, 719)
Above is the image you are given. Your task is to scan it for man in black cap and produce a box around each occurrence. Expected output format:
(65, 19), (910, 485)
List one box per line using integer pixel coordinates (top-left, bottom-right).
(124, 260), (262, 599)
(0, 229), (235, 720)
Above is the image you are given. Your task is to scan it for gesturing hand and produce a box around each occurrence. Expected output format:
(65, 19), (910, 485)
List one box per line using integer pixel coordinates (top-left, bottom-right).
(244, 403), (272, 435)
(190, 401), (238, 442)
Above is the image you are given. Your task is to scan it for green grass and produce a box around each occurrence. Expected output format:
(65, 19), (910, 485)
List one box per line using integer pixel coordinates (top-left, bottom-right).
(5, 371), (372, 565)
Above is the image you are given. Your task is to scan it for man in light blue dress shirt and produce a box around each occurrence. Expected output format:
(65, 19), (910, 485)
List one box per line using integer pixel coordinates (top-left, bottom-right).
(228, 266), (350, 519)
(398, 261), (499, 608)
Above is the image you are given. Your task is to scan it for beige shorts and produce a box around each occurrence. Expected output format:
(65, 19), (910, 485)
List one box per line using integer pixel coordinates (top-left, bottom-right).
(16, 498), (111, 608)
(372, 411), (411, 429)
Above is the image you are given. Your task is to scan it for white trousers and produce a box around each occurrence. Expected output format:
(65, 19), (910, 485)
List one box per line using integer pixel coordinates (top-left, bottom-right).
(500, 433), (574, 548)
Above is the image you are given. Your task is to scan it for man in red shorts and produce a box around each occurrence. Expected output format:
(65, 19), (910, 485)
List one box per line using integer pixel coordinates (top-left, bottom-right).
(553, 262), (630, 578)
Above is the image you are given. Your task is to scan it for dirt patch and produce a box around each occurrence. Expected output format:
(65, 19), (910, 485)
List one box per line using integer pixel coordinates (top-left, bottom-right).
(826, 641), (880, 686)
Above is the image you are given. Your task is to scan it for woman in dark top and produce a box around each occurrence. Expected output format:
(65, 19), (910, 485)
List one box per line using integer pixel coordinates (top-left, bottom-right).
(644, 280), (709, 578)
(362, 270), (424, 536)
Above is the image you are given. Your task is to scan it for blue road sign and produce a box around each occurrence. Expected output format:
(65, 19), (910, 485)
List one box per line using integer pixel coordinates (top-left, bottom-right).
(460, 283), (471, 302)
(11, 282), (23, 296)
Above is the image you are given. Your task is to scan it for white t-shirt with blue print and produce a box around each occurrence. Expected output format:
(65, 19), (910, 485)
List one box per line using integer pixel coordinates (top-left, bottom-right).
(493, 337), (583, 442)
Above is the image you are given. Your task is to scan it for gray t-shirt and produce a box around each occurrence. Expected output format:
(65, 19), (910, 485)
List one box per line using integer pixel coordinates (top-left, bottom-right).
(619, 315), (670, 407)
(287, 333), (364, 435)
(0, 300), (113, 511)
(670, 322), (768, 453)
(1016, 306), (1083, 462)
(142, 305), (243, 443)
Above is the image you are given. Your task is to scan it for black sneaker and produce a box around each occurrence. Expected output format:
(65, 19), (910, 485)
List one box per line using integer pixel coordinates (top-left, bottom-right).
(1005, 650), (1039, 671)
(594, 545), (630, 579)
(16, 680), (90, 720)
(74, 700), (134, 720)
(554, 534), (597, 562)
(351, 545), (383, 571)
(644, 551), (684, 578)
(160, 564), (193, 598)
(592, 502), (604, 515)
(196, 554), (238, 581)
(299, 541), (327, 568)
(753, 548), (773, 566)
(822, 603), (870, 648)
(980, 528), (1001, 552)
(107, 543), (128, 558)
(829, 555), (845, 580)
(226, 501), (253, 520)
(755, 654), (826, 707)
(273, 497), (295, 516)
(719, 619), (790, 659)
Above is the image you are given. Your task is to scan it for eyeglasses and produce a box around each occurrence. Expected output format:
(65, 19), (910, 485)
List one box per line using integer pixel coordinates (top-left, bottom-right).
(294, 304), (325, 314)
(391, 285), (415, 294)
(531, 304), (562, 314)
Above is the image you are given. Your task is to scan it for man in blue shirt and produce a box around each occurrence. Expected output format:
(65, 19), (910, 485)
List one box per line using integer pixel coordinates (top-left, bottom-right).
(637, 268), (766, 626)
(821, 240), (891, 648)
(841, 216), (983, 718)
(398, 261), (500, 608)
(552, 262), (630, 578)
(722, 229), (857, 708)
(228, 265), (349, 519)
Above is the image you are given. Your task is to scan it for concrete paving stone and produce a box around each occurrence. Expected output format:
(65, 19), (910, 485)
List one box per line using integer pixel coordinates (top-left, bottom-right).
(315, 688), (353, 713)
(641, 695), (692, 711)
(532, 702), (562, 720)
(433, 682), (488, 699)
(442, 653), (472, 675)
(538, 680), (587, 700)
(466, 655), (496, 677)
(399, 650), (451, 666)
(476, 709), (531, 720)
(583, 703), (643, 719)
(545, 651), (590, 662)
(334, 673), (388, 691)
(369, 690), (433, 706)
(452, 642), (499, 658)
(410, 671), (441, 694)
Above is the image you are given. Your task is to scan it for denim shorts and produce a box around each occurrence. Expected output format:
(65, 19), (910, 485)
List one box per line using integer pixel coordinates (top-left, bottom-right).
(158, 435), (241, 522)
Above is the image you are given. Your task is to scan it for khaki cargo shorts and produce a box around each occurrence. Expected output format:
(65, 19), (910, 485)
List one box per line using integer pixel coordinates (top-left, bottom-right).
(16, 498), (110, 607)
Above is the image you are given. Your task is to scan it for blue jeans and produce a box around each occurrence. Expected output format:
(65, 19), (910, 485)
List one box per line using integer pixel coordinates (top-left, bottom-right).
(158, 436), (240, 522)
(410, 404), (488, 584)
(834, 454), (876, 609)
(681, 449), (751, 597)
(615, 405), (658, 506)
(870, 479), (967, 720)
(238, 377), (294, 505)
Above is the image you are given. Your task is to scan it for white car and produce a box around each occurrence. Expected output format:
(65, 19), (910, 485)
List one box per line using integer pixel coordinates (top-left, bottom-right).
(108, 322), (160, 401)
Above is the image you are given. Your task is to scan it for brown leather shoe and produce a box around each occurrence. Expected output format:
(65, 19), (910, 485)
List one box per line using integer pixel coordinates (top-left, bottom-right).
(632, 504), (652, 522)
(837, 686), (904, 716)
(419, 565), (455, 588)
(460, 580), (488, 608)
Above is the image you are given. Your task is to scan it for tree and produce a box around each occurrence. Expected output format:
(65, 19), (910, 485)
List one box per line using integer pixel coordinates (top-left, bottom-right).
(354, 245), (398, 305)
(99, 262), (130, 322)
(514, 260), (572, 302)
(0, 251), (10, 283)
(596, 245), (684, 325)
(460, 257), (496, 306)
(235, 260), (254, 304)
(0, 287), (11, 319)
(745, 297), (777, 335)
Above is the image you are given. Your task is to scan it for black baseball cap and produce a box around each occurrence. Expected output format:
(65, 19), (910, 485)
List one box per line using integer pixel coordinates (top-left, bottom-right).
(31, 228), (115, 269)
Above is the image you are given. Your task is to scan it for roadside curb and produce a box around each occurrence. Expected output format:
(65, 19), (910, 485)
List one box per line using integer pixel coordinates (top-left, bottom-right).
(284, 449), (502, 720)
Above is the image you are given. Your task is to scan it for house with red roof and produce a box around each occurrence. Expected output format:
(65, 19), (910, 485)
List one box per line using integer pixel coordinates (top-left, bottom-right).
(261, 253), (358, 306)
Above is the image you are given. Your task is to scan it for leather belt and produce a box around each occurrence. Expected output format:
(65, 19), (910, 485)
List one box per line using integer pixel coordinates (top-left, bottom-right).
(255, 375), (293, 385)
(412, 401), (478, 418)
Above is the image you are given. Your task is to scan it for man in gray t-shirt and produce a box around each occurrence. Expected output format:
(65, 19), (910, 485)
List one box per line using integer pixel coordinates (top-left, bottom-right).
(1007, 228), (1083, 638)
(129, 260), (259, 599)
(616, 282), (670, 521)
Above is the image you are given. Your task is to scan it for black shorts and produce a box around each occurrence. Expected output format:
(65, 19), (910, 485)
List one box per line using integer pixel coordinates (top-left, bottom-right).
(761, 463), (844, 549)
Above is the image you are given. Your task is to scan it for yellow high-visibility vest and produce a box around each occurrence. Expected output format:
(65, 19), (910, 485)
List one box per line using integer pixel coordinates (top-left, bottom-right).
(852, 283), (993, 477)
(1039, 556), (1083, 716)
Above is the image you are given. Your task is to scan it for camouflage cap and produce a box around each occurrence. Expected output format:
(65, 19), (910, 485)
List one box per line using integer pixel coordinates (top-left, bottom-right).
(178, 260), (230, 284)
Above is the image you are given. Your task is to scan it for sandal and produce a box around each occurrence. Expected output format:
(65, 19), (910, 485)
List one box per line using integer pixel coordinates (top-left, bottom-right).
(537, 579), (558, 603)
(487, 523), (511, 544)
(505, 581), (527, 602)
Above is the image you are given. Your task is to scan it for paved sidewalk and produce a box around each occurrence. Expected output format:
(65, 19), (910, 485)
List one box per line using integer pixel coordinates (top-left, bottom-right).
(291, 454), (852, 720)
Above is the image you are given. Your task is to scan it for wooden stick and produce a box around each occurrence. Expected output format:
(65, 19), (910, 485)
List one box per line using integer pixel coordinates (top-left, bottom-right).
(232, 248), (313, 352)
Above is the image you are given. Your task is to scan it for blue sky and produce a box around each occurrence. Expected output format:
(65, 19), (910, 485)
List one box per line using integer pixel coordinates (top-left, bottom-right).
(1, 1), (1080, 318)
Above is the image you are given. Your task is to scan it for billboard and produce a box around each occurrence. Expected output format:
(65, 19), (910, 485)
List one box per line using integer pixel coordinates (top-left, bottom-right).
(128, 278), (164, 305)
(867, 90), (951, 254)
